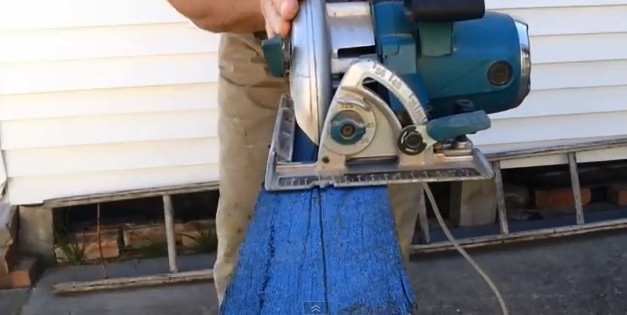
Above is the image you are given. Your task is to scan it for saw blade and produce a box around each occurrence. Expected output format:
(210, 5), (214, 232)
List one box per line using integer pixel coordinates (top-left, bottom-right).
(289, 0), (331, 145)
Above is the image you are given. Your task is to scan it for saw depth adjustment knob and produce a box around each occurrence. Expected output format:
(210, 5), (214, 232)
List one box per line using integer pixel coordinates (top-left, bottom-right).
(398, 125), (426, 155)
(330, 110), (367, 146)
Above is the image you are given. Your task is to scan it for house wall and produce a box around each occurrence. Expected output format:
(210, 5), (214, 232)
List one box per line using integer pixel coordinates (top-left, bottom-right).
(0, 0), (625, 205)
(472, 1), (627, 168)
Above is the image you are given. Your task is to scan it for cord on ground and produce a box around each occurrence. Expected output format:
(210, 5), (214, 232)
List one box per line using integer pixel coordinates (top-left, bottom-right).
(421, 183), (509, 315)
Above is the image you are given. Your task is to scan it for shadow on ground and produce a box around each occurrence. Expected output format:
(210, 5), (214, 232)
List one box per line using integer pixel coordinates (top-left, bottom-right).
(1, 230), (626, 315)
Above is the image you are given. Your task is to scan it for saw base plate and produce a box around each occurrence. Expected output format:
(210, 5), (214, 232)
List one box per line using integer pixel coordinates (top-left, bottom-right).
(264, 95), (494, 191)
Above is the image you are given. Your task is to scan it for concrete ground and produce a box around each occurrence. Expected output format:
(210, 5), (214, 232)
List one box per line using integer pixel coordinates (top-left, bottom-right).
(1, 230), (626, 315)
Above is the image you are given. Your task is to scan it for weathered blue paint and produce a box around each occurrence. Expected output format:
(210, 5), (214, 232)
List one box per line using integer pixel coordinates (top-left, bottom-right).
(222, 103), (417, 312)
(220, 186), (417, 314)
(219, 188), (326, 314)
(320, 187), (417, 314)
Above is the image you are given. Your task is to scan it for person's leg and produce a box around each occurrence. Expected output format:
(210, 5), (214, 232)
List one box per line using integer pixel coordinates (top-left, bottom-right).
(388, 184), (422, 262)
(213, 33), (288, 305)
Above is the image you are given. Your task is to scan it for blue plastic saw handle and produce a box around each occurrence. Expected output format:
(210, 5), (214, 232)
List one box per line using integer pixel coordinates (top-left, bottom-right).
(261, 35), (287, 77)
(426, 110), (491, 141)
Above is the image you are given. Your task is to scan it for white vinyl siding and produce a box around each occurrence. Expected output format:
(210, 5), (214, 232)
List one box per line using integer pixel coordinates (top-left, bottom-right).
(472, 2), (627, 161)
(0, 0), (625, 205)
(0, 0), (221, 205)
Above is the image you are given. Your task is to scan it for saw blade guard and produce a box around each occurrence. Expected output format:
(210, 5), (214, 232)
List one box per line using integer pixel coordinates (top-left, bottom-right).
(289, 0), (332, 146)
(260, 0), (333, 145)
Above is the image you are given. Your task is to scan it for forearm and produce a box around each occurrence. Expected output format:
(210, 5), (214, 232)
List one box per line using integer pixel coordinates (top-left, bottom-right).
(167, 0), (265, 33)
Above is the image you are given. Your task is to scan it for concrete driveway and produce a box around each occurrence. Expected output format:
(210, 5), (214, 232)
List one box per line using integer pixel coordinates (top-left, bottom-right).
(2, 229), (626, 315)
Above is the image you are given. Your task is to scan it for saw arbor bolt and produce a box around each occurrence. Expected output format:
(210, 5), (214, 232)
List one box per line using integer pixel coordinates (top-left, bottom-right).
(341, 124), (356, 138)
(330, 110), (367, 146)
(398, 125), (426, 155)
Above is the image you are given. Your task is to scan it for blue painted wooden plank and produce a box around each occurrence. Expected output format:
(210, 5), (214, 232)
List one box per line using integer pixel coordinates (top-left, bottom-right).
(220, 186), (417, 314)
(220, 188), (327, 314)
(320, 186), (417, 314)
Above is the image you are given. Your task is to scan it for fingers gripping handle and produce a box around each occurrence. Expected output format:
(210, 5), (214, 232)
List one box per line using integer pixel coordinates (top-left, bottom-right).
(261, 35), (288, 77)
(426, 110), (491, 141)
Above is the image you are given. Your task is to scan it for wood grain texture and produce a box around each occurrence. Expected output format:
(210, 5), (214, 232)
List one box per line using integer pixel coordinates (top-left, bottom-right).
(220, 186), (417, 314)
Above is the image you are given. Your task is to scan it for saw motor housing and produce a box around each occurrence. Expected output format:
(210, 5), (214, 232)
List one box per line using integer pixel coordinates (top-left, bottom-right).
(261, 0), (531, 191)
(370, 0), (531, 119)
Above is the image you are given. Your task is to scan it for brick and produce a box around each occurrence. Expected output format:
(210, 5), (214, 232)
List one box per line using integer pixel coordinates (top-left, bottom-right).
(9, 256), (40, 288)
(180, 220), (216, 249)
(123, 223), (166, 249)
(0, 202), (17, 247)
(0, 274), (11, 289)
(55, 229), (120, 263)
(72, 221), (122, 233)
(607, 182), (627, 206)
(174, 221), (185, 244)
(76, 229), (120, 261)
(534, 187), (591, 210)
(0, 243), (16, 276)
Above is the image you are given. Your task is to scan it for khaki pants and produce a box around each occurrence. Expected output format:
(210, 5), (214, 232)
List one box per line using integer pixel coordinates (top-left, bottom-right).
(213, 33), (422, 304)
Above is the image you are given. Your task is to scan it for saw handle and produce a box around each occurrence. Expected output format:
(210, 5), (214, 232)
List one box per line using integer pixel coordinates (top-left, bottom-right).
(426, 110), (491, 141)
(261, 35), (287, 77)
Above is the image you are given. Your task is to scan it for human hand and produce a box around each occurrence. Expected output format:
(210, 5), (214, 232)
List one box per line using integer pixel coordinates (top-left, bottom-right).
(261, 0), (300, 38)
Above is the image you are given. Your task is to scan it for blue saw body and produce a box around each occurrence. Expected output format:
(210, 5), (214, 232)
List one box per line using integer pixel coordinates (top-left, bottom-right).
(261, 0), (530, 170)
(258, 0), (531, 191)
(370, 0), (530, 119)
